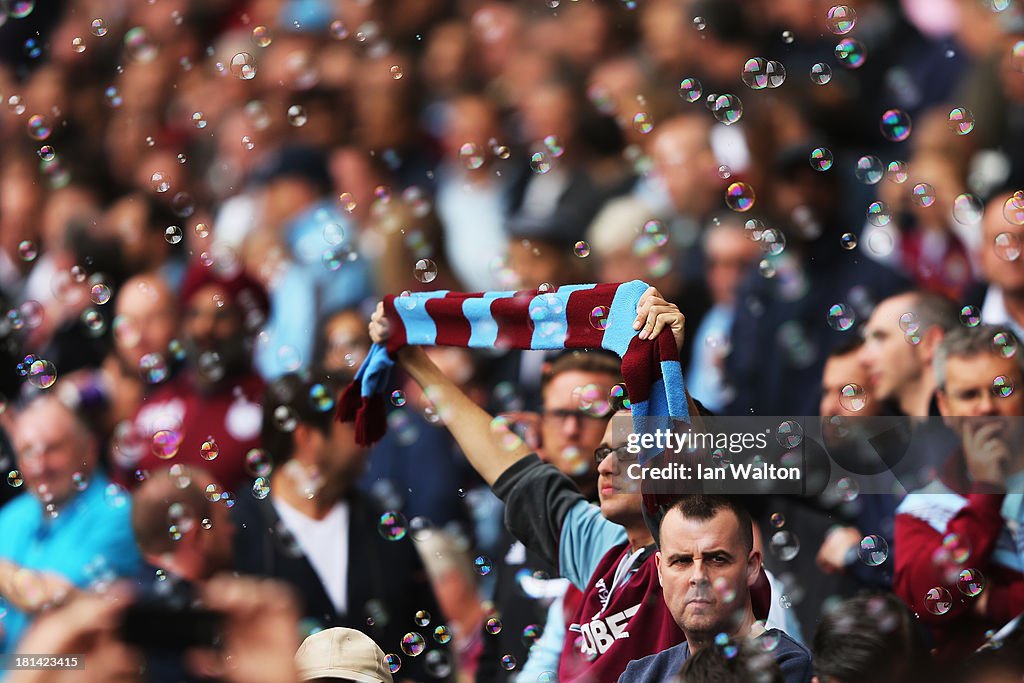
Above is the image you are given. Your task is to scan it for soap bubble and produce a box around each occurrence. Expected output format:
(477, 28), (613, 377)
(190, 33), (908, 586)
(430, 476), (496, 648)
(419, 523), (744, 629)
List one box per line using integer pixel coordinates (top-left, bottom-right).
(858, 535), (888, 566)
(880, 109), (912, 142)
(886, 160), (909, 183)
(911, 183), (936, 208)
(230, 52), (256, 80)
(993, 232), (1022, 261)
(27, 359), (57, 388)
(957, 568), (985, 597)
(725, 182), (756, 212)
(678, 77), (702, 103)
(459, 143), (484, 170)
(854, 156), (884, 184)
(769, 530), (800, 561)
(826, 5), (857, 34)
(810, 62), (832, 85)
(953, 193), (984, 224)
(839, 383), (867, 412)
(834, 38), (866, 68)
(959, 305), (981, 327)
(400, 632), (425, 657)
(924, 587), (952, 615)
(867, 201), (891, 227)
(287, 105), (307, 127)
(947, 107), (975, 135)
(252, 25), (272, 47)
(809, 147), (834, 171)
(414, 259), (438, 283)
(378, 511), (408, 541)
(827, 303), (856, 331)
(712, 94), (743, 125)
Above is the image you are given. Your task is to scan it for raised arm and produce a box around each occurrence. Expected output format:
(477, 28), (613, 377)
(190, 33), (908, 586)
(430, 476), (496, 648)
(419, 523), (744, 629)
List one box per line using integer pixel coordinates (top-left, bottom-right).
(370, 303), (531, 485)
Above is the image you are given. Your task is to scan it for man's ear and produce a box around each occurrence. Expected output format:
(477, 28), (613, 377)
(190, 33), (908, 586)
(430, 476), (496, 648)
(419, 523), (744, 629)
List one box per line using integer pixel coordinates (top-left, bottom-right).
(747, 548), (762, 587)
(655, 551), (664, 587)
(291, 423), (320, 458)
(937, 390), (962, 434)
(918, 326), (945, 365)
(145, 551), (179, 577)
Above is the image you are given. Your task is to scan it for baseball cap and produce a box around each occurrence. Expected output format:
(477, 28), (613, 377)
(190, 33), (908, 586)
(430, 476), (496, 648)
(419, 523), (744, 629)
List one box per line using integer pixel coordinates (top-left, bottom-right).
(294, 628), (394, 683)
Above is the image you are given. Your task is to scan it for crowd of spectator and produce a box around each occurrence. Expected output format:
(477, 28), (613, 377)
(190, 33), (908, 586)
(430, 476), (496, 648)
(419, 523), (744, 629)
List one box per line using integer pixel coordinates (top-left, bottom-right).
(0, 0), (1022, 681)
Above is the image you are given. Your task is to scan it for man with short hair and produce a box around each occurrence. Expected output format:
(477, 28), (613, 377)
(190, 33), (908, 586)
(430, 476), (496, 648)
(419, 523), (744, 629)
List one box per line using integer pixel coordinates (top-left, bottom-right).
(369, 289), (776, 682)
(819, 338), (879, 422)
(67, 272), (179, 443)
(618, 496), (811, 683)
(811, 593), (932, 683)
(131, 467), (236, 584)
(979, 192), (1024, 341)
(480, 349), (621, 682)
(0, 395), (140, 652)
(894, 325), (1024, 662)
(816, 338), (892, 581)
(231, 371), (442, 681)
(859, 291), (959, 417)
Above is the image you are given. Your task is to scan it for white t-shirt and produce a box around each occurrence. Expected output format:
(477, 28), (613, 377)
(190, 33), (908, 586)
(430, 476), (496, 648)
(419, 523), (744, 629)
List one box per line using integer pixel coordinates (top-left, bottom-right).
(272, 497), (350, 616)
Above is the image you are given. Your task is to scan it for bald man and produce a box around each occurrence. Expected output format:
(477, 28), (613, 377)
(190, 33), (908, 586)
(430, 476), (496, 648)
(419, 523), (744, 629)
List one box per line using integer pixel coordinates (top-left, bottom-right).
(132, 467), (235, 583)
(0, 395), (140, 653)
(114, 273), (178, 377)
(645, 114), (719, 219)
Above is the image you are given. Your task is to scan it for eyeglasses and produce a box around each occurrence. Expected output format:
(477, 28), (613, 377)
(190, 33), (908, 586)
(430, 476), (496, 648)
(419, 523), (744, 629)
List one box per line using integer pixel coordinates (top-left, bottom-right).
(594, 445), (638, 466)
(542, 408), (613, 424)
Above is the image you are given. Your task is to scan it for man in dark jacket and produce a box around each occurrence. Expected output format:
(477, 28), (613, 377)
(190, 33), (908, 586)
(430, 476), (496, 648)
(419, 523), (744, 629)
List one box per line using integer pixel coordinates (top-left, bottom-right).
(232, 371), (444, 680)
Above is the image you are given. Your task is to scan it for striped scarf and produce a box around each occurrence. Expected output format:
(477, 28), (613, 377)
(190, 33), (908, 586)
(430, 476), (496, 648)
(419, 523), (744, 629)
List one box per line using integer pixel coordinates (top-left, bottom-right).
(336, 280), (689, 447)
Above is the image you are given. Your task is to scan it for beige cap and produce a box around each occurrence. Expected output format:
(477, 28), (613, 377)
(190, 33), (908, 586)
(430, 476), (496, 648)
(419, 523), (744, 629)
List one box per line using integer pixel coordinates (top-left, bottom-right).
(295, 627), (394, 683)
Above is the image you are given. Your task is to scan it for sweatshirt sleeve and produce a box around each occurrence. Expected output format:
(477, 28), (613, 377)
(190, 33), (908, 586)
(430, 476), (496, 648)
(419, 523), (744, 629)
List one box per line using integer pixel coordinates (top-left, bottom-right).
(491, 454), (588, 570)
(894, 491), (1006, 625)
(492, 454), (627, 587)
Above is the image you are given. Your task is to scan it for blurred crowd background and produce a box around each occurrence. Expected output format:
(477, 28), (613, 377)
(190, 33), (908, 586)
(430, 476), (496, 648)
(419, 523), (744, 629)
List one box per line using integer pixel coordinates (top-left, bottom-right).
(0, 0), (1022, 681)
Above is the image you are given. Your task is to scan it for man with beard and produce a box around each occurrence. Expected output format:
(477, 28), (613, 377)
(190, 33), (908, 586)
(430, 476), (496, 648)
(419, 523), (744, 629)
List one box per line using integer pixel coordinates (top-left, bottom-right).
(894, 325), (1024, 663)
(125, 262), (268, 489)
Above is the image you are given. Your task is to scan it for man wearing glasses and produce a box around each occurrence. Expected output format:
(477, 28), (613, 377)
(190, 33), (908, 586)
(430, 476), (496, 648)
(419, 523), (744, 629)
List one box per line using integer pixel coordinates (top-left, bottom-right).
(369, 287), (739, 681)
(478, 350), (621, 681)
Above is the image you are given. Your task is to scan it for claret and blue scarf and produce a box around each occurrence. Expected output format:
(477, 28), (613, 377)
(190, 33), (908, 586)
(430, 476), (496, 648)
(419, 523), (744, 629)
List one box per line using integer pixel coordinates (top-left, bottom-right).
(336, 280), (689, 454)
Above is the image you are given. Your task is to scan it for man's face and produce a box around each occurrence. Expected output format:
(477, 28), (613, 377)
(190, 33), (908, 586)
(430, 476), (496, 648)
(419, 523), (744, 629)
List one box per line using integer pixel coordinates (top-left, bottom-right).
(656, 507), (760, 637)
(183, 283), (248, 381)
(649, 123), (708, 212)
(859, 295), (925, 403)
(938, 353), (1024, 420)
(820, 352), (878, 418)
(541, 370), (617, 487)
(199, 495), (236, 577)
(980, 199), (1024, 295)
(508, 239), (571, 289)
(595, 414), (643, 525)
(13, 399), (95, 506)
(705, 227), (760, 307)
(115, 278), (177, 371)
(318, 420), (369, 487)
(323, 311), (370, 373)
